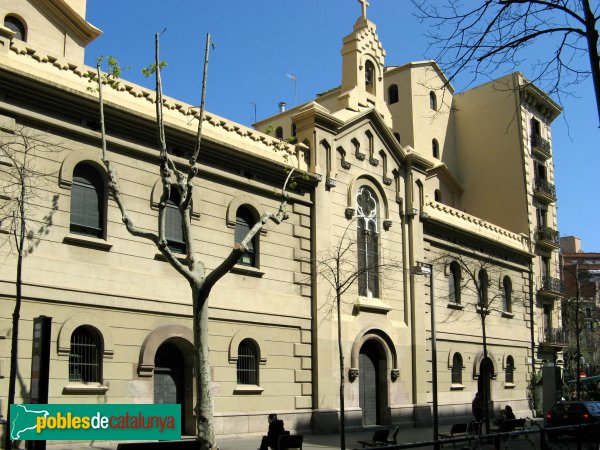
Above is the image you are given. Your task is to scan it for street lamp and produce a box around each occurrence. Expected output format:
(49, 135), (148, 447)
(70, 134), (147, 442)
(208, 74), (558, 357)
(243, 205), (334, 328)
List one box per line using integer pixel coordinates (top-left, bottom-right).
(413, 262), (438, 448)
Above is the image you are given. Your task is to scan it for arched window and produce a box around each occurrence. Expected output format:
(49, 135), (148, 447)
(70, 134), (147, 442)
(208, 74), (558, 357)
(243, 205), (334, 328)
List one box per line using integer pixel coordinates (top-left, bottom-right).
(451, 353), (463, 384)
(449, 261), (461, 304)
(235, 206), (256, 266)
(365, 60), (376, 94)
(275, 126), (283, 139)
(70, 163), (105, 238)
(478, 269), (489, 307)
(434, 189), (441, 202)
(388, 84), (399, 104)
(393, 132), (401, 143)
(237, 339), (258, 385)
(357, 186), (379, 298)
(502, 276), (512, 312)
(69, 326), (102, 382)
(429, 91), (437, 111)
(505, 355), (514, 383)
(432, 139), (439, 158)
(4, 15), (26, 41)
(166, 189), (186, 253)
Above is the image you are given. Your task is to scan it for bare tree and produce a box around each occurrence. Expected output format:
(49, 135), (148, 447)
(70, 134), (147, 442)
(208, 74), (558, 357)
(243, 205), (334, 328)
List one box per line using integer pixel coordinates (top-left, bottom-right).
(315, 221), (400, 450)
(1, 125), (58, 450)
(412, 0), (600, 126)
(561, 264), (600, 399)
(432, 249), (526, 433)
(92, 34), (296, 449)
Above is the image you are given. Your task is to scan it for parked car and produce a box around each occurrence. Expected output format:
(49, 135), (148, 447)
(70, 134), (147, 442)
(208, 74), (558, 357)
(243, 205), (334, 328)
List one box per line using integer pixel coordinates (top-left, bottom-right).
(545, 401), (600, 441)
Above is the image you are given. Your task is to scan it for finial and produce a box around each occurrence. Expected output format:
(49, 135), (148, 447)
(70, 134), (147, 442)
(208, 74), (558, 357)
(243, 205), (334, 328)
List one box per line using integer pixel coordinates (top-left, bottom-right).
(359, 0), (370, 18)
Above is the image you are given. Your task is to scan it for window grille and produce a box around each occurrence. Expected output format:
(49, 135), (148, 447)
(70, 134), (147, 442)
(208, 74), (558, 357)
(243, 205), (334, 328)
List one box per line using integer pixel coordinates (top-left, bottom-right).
(70, 164), (104, 238)
(452, 353), (463, 384)
(503, 276), (512, 312)
(69, 326), (102, 383)
(166, 189), (186, 253)
(449, 262), (461, 304)
(505, 356), (514, 383)
(357, 187), (379, 297)
(235, 207), (256, 266)
(236, 339), (258, 385)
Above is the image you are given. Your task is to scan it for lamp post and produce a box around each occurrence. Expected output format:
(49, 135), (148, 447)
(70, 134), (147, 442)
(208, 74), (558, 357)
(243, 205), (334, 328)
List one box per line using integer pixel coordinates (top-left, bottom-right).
(414, 262), (438, 449)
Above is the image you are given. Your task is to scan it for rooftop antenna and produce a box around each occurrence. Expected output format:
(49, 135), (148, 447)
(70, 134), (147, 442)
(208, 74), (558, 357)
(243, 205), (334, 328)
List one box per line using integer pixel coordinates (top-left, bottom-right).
(250, 100), (257, 123)
(287, 73), (298, 105)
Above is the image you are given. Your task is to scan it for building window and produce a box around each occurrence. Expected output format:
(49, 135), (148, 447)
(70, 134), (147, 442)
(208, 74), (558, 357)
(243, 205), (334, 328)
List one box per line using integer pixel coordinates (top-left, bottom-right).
(275, 127), (283, 139)
(449, 261), (461, 304)
(432, 139), (439, 158)
(451, 353), (463, 384)
(502, 276), (512, 312)
(388, 84), (399, 104)
(236, 339), (258, 385)
(531, 118), (541, 137)
(69, 326), (102, 383)
(365, 60), (375, 94)
(235, 206), (256, 266)
(70, 163), (105, 238)
(4, 15), (26, 41)
(166, 189), (186, 254)
(434, 189), (441, 202)
(393, 132), (401, 143)
(505, 355), (514, 383)
(478, 269), (488, 308)
(429, 91), (437, 111)
(357, 186), (379, 298)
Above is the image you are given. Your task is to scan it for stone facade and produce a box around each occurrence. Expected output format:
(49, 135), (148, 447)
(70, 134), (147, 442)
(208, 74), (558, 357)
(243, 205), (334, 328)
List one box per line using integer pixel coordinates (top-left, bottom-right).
(0, 1), (564, 446)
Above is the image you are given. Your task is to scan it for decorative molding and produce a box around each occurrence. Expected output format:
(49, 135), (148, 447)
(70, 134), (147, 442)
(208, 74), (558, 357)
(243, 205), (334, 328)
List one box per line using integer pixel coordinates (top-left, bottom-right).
(62, 383), (109, 395)
(390, 369), (399, 382)
(57, 313), (115, 359)
(383, 219), (392, 231)
(345, 207), (355, 220)
(230, 264), (265, 278)
(348, 368), (359, 383)
(326, 177), (337, 188)
(138, 325), (194, 377)
(369, 157), (379, 167)
(63, 234), (112, 251)
(383, 177), (392, 186)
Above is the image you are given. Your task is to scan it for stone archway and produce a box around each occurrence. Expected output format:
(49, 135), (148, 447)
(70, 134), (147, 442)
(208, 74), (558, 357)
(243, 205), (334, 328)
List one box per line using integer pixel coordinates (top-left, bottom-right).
(359, 338), (388, 426)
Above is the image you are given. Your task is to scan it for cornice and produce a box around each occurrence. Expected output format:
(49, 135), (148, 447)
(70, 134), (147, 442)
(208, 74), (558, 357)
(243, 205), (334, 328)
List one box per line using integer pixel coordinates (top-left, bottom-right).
(36, 0), (102, 44)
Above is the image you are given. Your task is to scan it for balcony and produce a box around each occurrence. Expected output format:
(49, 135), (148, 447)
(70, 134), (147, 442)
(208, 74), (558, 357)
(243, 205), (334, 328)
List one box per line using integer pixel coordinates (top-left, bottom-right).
(538, 275), (563, 298)
(536, 227), (560, 249)
(531, 134), (552, 159)
(534, 178), (556, 203)
(538, 327), (567, 348)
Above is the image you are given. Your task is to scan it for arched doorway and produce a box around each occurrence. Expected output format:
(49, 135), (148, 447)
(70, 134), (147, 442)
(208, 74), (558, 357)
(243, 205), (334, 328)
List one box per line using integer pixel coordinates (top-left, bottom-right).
(359, 339), (388, 426)
(154, 341), (191, 434)
(478, 357), (494, 418)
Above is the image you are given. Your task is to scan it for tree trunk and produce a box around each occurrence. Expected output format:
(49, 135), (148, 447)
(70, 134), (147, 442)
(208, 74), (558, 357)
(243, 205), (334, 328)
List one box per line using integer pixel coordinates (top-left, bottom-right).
(5, 176), (26, 450)
(192, 285), (215, 450)
(337, 290), (346, 450)
(582, 0), (600, 127)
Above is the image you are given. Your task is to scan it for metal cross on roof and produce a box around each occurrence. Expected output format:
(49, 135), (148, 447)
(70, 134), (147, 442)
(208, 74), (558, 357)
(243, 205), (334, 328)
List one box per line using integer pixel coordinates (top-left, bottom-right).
(359, 0), (370, 18)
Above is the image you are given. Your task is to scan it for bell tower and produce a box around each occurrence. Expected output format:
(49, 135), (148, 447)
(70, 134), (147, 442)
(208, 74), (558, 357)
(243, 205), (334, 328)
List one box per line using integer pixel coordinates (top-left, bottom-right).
(337, 0), (391, 126)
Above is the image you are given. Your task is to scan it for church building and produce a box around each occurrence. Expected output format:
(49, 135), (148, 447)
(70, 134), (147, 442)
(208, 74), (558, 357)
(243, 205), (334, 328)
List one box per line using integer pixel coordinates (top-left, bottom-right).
(0, 0), (563, 444)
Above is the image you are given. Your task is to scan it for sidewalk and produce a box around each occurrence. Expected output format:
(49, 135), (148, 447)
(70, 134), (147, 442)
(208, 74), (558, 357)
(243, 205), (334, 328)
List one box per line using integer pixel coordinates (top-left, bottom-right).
(42, 427), (435, 450)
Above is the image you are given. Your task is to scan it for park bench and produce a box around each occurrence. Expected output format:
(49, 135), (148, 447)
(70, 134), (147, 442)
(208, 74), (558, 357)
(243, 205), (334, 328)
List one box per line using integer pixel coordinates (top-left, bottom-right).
(357, 428), (390, 448)
(277, 433), (303, 450)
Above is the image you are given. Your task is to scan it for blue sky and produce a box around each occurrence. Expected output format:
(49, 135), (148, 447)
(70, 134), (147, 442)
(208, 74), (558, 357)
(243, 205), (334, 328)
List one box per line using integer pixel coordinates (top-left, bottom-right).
(85, 0), (600, 251)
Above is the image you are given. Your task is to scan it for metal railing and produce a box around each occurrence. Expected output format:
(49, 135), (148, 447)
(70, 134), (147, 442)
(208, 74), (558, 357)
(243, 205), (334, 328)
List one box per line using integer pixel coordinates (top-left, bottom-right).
(532, 134), (552, 157)
(534, 178), (557, 200)
(536, 227), (560, 247)
(539, 327), (567, 345)
(540, 275), (562, 293)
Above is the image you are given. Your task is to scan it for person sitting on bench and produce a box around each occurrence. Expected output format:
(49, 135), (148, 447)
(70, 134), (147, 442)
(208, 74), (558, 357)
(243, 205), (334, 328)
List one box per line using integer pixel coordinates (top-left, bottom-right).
(258, 413), (286, 450)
